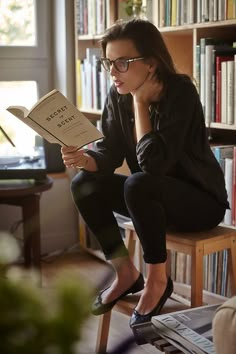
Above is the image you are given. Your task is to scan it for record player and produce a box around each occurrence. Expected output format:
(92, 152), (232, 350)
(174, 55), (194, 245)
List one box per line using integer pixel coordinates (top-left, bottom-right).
(0, 125), (47, 180)
(0, 125), (65, 179)
(0, 147), (47, 180)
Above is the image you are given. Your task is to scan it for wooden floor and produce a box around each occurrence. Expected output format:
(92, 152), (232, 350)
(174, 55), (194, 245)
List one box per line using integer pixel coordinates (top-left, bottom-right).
(41, 247), (188, 354)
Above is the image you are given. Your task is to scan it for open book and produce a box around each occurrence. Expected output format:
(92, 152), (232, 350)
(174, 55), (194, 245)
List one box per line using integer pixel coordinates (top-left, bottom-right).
(151, 304), (220, 354)
(7, 89), (104, 149)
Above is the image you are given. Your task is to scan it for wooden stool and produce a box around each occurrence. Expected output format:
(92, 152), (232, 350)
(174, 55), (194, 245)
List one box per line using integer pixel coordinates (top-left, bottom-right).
(96, 222), (236, 354)
(124, 221), (236, 307)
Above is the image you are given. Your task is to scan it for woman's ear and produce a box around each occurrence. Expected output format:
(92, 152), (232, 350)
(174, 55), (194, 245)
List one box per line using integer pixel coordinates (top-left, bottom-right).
(147, 58), (158, 73)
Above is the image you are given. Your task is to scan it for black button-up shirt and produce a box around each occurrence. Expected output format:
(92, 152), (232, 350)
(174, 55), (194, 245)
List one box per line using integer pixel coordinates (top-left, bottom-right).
(87, 74), (228, 208)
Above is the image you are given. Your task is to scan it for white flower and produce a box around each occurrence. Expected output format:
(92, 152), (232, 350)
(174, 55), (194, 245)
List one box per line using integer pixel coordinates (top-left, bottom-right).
(0, 232), (20, 264)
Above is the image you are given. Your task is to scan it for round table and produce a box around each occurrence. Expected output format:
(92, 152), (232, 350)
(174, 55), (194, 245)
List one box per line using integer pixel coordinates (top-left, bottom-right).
(0, 177), (53, 272)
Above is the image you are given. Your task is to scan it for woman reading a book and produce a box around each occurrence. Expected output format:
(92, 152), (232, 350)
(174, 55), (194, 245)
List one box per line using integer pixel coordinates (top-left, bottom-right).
(61, 19), (228, 327)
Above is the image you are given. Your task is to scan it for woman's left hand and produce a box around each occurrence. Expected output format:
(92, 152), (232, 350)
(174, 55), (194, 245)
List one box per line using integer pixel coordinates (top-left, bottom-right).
(132, 72), (163, 106)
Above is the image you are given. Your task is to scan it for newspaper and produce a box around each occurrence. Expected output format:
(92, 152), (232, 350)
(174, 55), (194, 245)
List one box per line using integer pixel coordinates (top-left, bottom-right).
(151, 304), (220, 354)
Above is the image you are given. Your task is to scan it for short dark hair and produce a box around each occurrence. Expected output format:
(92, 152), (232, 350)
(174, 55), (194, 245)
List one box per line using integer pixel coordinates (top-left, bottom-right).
(100, 19), (177, 82)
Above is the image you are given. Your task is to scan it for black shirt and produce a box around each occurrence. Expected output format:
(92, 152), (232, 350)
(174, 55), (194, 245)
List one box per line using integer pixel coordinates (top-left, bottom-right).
(87, 74), (228, 208)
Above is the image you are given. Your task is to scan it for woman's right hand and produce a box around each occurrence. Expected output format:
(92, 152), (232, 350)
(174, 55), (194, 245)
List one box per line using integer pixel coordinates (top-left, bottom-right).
(61, 146), (98, 172)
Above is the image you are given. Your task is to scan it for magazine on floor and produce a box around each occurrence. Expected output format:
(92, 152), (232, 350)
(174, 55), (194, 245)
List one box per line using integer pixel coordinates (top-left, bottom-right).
(151, 304), (220, 354)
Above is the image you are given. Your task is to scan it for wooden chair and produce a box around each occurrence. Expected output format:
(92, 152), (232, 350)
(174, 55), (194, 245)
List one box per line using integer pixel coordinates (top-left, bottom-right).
(96, 222), (236, 353)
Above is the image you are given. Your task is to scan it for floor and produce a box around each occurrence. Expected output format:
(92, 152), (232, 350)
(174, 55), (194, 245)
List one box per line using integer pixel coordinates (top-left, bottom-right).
(41, 247), (187, 354)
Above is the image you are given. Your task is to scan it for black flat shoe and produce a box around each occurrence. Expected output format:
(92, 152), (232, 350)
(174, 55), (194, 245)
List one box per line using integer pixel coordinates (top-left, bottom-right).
(91, 273), (144, 316)
(129, 277), (173, 327)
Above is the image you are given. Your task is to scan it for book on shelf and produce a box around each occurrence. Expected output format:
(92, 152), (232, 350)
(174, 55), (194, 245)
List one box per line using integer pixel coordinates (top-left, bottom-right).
(151, 303), (220, 354)
(6, 89), (104, 149)
(224, 157), (233, 225)
(214, 52), (236, 123)
(232, 146), (236, 226)
(199, 39), (235, 124)
(155, 0), (235, 27)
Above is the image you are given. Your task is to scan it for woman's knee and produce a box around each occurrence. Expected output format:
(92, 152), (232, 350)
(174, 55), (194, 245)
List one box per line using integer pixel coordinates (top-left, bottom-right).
(124, 172), (162, 202)
(70, 171), (98, 204)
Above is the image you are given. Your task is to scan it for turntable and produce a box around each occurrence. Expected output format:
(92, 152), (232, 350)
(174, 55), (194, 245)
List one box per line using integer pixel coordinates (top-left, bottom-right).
(0, 125), (47, 180)
(0, 148), (47, 180)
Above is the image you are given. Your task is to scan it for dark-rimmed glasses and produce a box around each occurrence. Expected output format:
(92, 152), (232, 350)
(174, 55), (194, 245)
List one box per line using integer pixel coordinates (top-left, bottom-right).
(100, 57), (144, 73)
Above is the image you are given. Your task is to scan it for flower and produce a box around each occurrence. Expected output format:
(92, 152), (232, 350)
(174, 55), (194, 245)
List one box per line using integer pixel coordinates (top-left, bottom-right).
(120, 0), (143, 17)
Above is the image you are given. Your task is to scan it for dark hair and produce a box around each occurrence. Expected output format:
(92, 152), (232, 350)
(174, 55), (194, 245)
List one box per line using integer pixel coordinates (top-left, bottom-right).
(100, 19), (177, 82)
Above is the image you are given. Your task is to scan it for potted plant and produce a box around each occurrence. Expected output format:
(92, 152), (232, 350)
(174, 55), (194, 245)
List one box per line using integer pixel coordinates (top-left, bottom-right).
(0, 232), (92, 354)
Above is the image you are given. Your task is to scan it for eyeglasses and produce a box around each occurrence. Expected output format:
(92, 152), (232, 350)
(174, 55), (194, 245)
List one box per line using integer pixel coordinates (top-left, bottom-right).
(100, 57), (144, 73)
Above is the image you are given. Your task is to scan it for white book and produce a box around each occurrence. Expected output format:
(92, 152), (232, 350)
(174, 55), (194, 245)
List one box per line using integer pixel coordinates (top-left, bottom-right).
(176, 0), (181, 25)
(6, 89), (103, 149)
(213, 0), (218, 21)
(92, 55), (98, 110)
(80, 61), (86, 109)
(218, 0), (225, 21)
(196, 0), (202, 23)
(188, 0), (195, 24)
(105, 0), (110, 28)
(208, 0), (214, 21)
(226, 60), (234, 125)
(100, 71), (107, 111)
(234, 55), (236, 126)
(205, 44), (214, 124)
(224, 158), (233, 225)
(221, 61), (227, 124)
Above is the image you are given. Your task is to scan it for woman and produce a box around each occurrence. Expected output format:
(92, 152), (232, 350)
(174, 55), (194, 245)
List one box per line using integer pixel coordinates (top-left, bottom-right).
(61, 19), (228, 327)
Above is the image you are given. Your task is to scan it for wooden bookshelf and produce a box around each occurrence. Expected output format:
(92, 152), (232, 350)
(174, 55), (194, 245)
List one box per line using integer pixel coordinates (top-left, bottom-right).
(73, 0), (236, 298)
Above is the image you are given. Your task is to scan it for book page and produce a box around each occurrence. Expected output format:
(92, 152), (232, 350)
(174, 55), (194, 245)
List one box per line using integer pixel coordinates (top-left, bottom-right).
(7, 106), (29, 120)
(7, 105), (61, 144)
(7, 90), (104, 147)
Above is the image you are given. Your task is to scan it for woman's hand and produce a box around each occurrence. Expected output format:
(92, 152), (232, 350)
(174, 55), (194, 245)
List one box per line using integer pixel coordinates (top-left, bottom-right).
(132, 72), (163, 106)
(131, 73), (163, 142)
(61, 146), (98, 172)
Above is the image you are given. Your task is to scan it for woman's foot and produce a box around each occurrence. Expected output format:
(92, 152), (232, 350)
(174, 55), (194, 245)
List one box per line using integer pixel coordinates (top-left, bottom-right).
(135, 277), (168, 315)
(91, 257), (144, 315)
(129, 277), (173, 327)
(92, 272), (144, 315)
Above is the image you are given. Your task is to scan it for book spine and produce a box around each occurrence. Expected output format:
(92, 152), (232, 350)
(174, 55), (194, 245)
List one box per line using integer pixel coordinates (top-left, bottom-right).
(226, 60), (234, 125)
(224, 158), (233, 225)
(232, 146), (236, 226)
(194, 44), (200, 93)
(159, 0), (166, 27)
(235, 55), (236, 127)
(205, 44), (214, 124)
(221, 61), (227, 124)
(213, 0), (218, 21)
(196, 0), (202, 23)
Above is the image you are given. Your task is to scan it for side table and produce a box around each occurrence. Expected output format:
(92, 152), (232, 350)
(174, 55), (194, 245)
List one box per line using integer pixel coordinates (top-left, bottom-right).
(0, 177), (53, 273)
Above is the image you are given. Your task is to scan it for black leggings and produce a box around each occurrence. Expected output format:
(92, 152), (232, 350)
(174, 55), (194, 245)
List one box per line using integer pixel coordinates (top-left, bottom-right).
(71, 171), (226, 264)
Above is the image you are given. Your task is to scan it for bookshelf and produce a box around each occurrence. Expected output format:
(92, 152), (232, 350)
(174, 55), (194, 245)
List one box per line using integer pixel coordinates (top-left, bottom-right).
(74, 1), (236, 299)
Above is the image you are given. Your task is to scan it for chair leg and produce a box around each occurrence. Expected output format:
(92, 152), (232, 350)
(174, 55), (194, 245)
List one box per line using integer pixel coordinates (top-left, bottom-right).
(229, 236), (236, 295)
(191, 245), (203, 307)
(125, 229), (136, 260)
(96, 312), (112, 354)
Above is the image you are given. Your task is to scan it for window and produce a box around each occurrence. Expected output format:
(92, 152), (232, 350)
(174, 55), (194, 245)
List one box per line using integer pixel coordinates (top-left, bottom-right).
(0, 0), (51, 154)
(0, 0), (36, 46)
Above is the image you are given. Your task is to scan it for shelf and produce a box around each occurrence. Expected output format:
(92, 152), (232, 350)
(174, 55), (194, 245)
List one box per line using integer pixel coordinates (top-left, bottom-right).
(159, 19), (236, 33)
(78, 34), (104, 41)
(209, 123), (236, 131)
(80, 108), (102, 115)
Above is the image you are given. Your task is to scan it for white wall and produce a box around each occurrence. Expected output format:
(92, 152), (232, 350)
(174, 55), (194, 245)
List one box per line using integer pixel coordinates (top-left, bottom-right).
(0, 173), (79, 255)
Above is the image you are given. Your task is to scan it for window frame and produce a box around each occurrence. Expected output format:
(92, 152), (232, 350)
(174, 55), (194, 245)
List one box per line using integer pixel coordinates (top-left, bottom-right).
(0, 0), (49, 59)
(0, 0), (51, 99)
